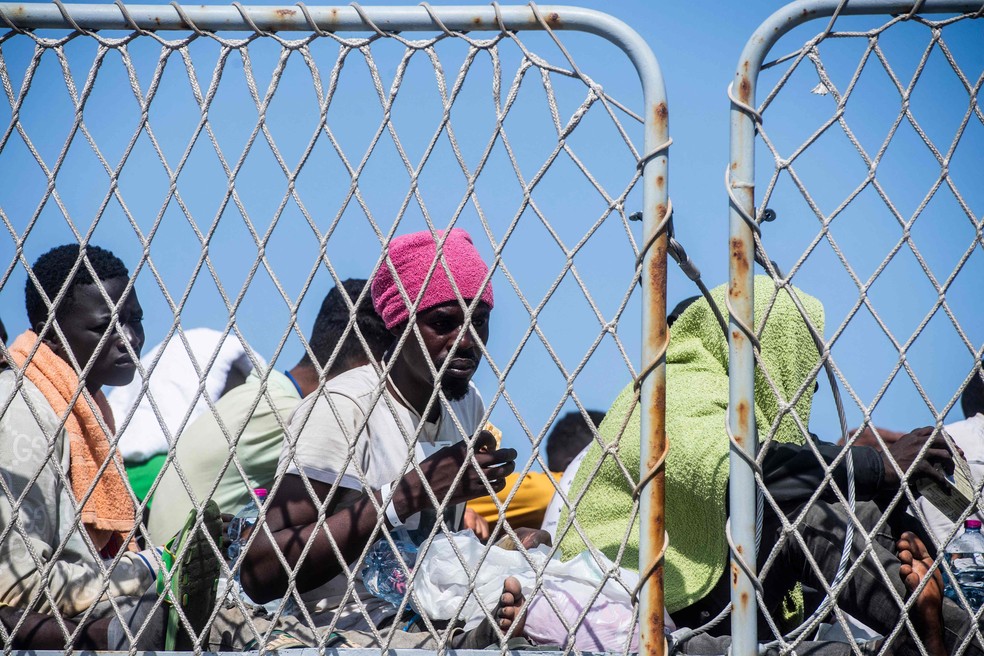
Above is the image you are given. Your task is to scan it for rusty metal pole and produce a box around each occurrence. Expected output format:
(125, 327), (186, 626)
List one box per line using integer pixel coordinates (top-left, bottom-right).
(727, 55), (759, 656)
(638, 96), (670, 656)
(726, 3), (981, 654)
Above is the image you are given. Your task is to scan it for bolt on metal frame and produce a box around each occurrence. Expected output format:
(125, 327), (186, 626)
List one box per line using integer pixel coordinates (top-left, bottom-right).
(0, 3), (668, 654)
(729, 1), (984, 654)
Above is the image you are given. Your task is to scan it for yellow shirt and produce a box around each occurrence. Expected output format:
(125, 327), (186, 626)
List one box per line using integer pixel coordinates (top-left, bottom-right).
(467, 471), (563, 530)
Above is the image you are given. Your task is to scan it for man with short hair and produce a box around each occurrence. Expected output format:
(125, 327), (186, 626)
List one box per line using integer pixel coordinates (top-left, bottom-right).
(537, 409), (606, 539)
(545, 410), (606, 474)
(0, 244), (218, 650)
(241, 229), (526, 647)
(147, 278), (393, 544)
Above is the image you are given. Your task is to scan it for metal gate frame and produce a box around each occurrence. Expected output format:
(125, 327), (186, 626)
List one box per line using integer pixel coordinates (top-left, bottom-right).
(728, 0), (983, 653)
(0, 3), (669, 654)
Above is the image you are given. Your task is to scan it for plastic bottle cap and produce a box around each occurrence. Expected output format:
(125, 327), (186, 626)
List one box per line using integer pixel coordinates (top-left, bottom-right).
(967, 519), (982, 530)
(254, 488), (268, 499)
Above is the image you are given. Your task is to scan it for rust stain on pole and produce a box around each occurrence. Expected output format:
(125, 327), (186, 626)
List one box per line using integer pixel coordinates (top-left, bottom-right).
(654, 102), (668, 129)
(738, 75), (752, 104)
(730, 237), (749, 277)
(735, 401), (749, 448)
(730, 237), (750, 304)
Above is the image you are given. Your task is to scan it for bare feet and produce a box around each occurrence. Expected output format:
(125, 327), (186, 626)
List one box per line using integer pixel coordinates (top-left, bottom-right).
(898, 531), (947, 656)
(495, 576), (527, 636)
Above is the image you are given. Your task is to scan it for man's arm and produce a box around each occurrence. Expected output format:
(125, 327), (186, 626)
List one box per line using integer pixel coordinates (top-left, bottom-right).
(241, 434), (516, 603)
(762, 439), (884, 504)
(762, 426), (955, 506)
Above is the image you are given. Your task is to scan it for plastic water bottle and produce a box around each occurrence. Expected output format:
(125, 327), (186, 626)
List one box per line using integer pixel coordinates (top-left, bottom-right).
(226, 488), (296, 616)
(944, 519), (984, 610)
(361, 537), (418, 607)
(227, 487), (267, 567)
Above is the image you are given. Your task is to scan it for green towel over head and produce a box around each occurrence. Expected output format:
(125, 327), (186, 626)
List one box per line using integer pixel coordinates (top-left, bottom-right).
(557, 275), (824, 613)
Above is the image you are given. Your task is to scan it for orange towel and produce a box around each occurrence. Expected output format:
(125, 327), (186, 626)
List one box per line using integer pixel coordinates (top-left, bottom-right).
(8, 331), (136, 555)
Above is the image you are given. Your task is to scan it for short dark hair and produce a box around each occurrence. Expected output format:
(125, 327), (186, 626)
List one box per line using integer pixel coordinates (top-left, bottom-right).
(962, 363), (984, 419)
(545, 409), (606, 473)
(26, 244), (129, 329)
(305, 279), (393, 374)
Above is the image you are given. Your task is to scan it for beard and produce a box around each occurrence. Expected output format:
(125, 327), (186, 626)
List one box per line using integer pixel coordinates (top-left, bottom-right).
(440, 375), (472, 401)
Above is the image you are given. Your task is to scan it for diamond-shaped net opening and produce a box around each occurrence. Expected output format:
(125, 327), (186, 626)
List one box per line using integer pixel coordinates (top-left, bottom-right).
(727, 5), (984, 656)
(0, 5), (658, 654)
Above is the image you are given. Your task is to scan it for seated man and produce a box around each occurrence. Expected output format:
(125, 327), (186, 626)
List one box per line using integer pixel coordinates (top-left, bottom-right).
(0, 244), (219, 651)
(538, 409), (605, 539)
(108, 326), (259, 505)
(558, 276), (978, 653)
(147, 278), (392, 545)
(241, 229), (525, 647)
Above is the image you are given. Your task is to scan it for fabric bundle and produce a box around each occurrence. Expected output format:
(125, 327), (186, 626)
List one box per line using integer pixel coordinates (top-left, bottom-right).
(107, 327), (260, 464)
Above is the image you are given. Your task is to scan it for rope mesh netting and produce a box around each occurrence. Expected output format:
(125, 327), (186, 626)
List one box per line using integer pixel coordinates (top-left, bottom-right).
(0, 4), (658, 653)
(728, 4), (984, 656)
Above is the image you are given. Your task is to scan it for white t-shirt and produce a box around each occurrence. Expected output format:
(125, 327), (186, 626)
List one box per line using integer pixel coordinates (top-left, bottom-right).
(915, 413), (984, 546)
(540, 444), (591, 541)
(278, 363), (485, 630)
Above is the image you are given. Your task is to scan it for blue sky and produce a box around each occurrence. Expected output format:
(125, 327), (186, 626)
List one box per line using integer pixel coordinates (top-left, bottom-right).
(0, 1), (981, 469)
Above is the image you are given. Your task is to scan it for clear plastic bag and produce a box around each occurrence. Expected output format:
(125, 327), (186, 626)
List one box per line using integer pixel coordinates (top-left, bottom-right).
(415, 531), (667, 649)
(361, 538), (419, 607)
(525, 561), (639, 652)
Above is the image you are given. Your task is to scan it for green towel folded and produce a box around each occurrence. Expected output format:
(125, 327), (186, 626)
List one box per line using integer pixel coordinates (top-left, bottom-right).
(558, 275), (824, 613)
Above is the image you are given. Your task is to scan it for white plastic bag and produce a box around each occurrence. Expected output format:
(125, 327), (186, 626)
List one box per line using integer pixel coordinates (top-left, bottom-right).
(414, 531), (671, 649)
(413, 530), (548, 624)
(526, 551), (639, 652)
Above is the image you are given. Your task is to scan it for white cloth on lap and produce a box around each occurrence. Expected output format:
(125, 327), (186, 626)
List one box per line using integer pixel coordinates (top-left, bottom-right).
(414, 529), (674, 650)
(108, 327), (262, 463)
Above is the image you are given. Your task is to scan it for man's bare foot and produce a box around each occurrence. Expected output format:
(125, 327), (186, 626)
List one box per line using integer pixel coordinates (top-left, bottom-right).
(496, 576), (527, 636)
(898, 531), (947, 656)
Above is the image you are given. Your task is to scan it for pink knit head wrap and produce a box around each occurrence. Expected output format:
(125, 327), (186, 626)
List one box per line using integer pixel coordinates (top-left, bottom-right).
(371, 228), (494, 330)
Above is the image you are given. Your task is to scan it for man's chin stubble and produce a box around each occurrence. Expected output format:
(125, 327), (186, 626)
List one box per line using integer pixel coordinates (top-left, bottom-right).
(440, 378), (471, 401)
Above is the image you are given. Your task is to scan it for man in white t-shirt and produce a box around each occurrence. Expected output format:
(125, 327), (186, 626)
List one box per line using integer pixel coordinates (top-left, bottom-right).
(241, 229), (527, 646)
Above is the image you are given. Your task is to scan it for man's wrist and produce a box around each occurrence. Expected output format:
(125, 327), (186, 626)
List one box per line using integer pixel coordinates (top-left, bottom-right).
(878, 450), (900, 489)
(379, 481), (405, 528)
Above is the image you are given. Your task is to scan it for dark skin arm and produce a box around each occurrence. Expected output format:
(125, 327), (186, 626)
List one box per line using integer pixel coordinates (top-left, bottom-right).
(0, 607), (109, 650)
(880, 426), (957, 490)
(241, 432), (516, 603)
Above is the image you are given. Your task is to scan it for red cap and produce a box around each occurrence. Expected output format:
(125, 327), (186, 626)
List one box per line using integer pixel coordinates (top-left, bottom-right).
(966, 519), (981, 530)
(255, 488), (268, 499)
